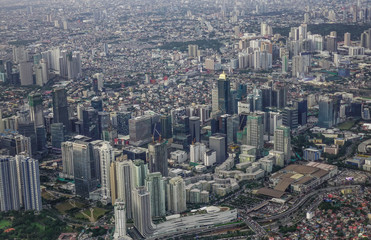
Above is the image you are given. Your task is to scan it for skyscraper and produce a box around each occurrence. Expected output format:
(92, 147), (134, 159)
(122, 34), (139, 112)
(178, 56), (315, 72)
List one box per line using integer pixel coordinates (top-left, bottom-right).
(113, 200), (129, 240)
(160, 115), (172, 139)
(167, 176), (187, 214)
(19, 61), (33, 86)
(132, 187), (155, 238)
(99, 142), (114, 202)
(116, 161), (133, 219)
(132, 159), (149, 188)
(344, 32), (351, 46)
(244, 114), (264, 155)
(61, 141), (74, 179)
(82, 107), (99, 140)
(189, 116), (200, 143)
(145, 172), (166, 217)
(28, 93), (44, 127)
(20, 156), (42, 211)
(209, 133), (227, 164)
(217, 72), (231, 114)
(52, 87), (69, 131)
(117, 111), (131, 135)
(0, 156), (20, 211)
(282, 107), (299, 129)
(148, 140), (168, 177)
(51, 123), (65, 149)
(274, 126), (291, 164)
(318, 98), (335, 128)
(73, 141), (98, 197)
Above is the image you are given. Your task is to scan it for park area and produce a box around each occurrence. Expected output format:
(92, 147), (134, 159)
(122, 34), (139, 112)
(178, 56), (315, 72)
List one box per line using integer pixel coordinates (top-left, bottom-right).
(74, 207), (108, 222)
(337, 120), (356, 130)
(55, 199), (85, 214)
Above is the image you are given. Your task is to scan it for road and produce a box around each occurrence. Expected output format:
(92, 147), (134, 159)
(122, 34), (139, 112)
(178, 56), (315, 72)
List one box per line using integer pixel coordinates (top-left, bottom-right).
(256, 185), (360, 223)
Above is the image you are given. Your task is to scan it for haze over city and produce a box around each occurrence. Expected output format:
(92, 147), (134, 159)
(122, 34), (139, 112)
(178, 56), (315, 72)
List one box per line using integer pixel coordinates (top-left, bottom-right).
(0, 0), (371, 239)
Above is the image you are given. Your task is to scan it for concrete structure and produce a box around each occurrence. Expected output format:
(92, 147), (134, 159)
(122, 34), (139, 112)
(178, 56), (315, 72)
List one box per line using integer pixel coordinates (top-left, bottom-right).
(148, 141), (168, 177)
(132, 187), (156, 238)
(167, 176), (187, 214)
(145, 172), (166, 217)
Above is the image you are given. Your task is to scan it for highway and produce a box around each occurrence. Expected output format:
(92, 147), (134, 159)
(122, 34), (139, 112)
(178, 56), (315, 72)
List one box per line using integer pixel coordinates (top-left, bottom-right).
(256, 185), (360, 223)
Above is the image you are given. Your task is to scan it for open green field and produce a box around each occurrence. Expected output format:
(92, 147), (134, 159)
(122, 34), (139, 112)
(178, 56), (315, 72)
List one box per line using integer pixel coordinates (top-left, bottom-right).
(75, 207), (108, 222)
(55, 200), (84, 214)
(0, 220), (11, 229)
(337, 120), (356, 130)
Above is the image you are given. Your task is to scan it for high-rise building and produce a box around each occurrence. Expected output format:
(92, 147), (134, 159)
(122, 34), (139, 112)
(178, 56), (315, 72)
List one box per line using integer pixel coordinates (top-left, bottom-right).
(344, 32), (351, 46)
(117, 111), (131, 135)
(167, 176), (187, 214)
(82, 108), (99, 140)
(52, 87), (69, 131)
(20, 156), (42, 211)
(189, 116), (200, 143)
(19, 61), (33, 86)
(274, 126), (291, 164)
(188, 45), (199, 58)
(145, 172), (166, 217)
(244, 114), (264, 153)
(160, 115), (172, 139)
(73, 141), (98, 197)
(115, 161), (133, 219)
(113, 200), (129, 240)
(282, 107), (299, 129)
(67, 51), (82, 80)
(318, 98), (335, 128)
(0, 156), (20, 211)
(296, 99), (308, 125)
(209, 133), (227, 164)
(129, 116), (152, 145)
(132, 187), (155, 238)
(217, 72), (231, 114)
(99, 142), (114, 202)
(132, 159), (149, 188)
(148, 140), (168, 177)
(28, 93), (43, 127)
(51, 123), (65, 149)
(61, 141), (74, 179)
(190, 142), (206, 163)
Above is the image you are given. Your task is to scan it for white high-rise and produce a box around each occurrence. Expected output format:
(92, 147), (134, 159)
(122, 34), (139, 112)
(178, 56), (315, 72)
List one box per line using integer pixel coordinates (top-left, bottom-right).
(61, 142), (74, 179)
(116, 160), (134, 219)
(167, 176), (186, 214)
(19, 156), (42, 211)
(99, 142), (114, 202)
(113, 200), (131, 240)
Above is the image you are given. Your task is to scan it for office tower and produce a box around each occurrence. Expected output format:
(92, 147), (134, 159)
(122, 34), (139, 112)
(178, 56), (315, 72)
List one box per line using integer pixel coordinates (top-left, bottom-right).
(296, 99), (308, 125)
(129, 116), (152, 145)
(132, 187), (155, 238)
(244, 114), (264, 153)
(113, 200), (128, 240)
(117, 111), (131, 135)
(274, 126), (291, 164)
(61, 142), (74, 179)
(98, 112), (110, 140)
(52, 87), (69, 130)
(51, 123), (64, 149)
(167, 176), (187, 214)
(189, 116), (200, 143)
(212, 88), (219, 113)
(188, 45), (199, 58)
(110, 162), (118, 205)
(35, 126), (46, 152)
(190, 142), (206, 163)
(123, 146), (146, 161)
(360, 32), (368, 48)
(35, 59), (48, 86)
(99, 142), (114, 202)
(0, 156), (20, 211)
(19, 61), (33, 86)
(272, 86), (287, 109)
(82, 108), (99, 140)
(344, 32), (351, 46)
(282, 55), (288, 73)
(217, 72), (231, 114)
(283, 107), (299, 129)
(67, 51), (82, 80)
(145, 172), (166, 217)
(91, 97), (103, 111)
(28, 93), (44, 127)
(209, 133), (227, 164)
(132, 159), (149, 188)
(73, 141), (98, 197)
(160, 115), (172, 139)
(13, 46), (29, 63)
(20, 157), (42, 211)
(148, 140), (168, 177)
(318, 98), (334, 128)
(325, 36), (337, 52)
(59, 50), (68, 77)
(116, 161), (133, 219)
